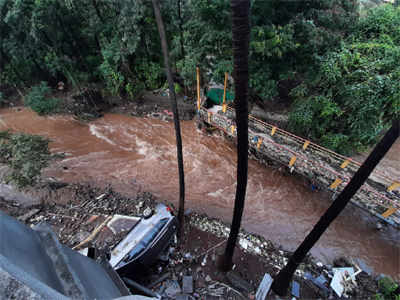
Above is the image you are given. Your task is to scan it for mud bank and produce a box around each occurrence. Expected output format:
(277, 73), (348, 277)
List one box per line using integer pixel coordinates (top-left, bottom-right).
(0, 182), (383, 299)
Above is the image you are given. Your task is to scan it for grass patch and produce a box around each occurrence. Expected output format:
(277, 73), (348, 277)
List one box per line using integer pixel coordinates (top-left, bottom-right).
(0, 131), (51, 187)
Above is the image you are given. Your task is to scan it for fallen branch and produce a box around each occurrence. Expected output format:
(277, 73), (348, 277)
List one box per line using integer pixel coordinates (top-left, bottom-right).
(72, 215), (112, 250)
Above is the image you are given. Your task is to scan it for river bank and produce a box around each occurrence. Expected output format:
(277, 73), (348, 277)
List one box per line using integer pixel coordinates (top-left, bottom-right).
(0, 175), (384, 299)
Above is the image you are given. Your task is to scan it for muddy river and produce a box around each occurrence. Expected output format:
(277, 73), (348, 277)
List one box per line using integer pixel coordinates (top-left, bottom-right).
(0, 108), (398, 279)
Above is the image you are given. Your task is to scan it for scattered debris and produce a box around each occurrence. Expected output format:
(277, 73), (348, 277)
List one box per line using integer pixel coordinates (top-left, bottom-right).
(0, 183), (384, 300)
(226, 271), (253, 294)
(330, 267), (356, 297)
(305, 272), (329, 297)
(17, 208), (40, 222)
(164, 280), (182, 298)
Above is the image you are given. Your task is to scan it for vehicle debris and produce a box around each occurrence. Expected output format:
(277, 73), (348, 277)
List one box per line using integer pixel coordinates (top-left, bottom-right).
(110, 204), (178, 276)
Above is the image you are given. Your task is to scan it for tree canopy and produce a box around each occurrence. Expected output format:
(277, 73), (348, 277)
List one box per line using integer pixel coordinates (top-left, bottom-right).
(0, 0), (398, 154)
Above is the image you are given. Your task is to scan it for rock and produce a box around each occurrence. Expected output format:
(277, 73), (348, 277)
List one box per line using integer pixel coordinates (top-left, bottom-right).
(164, 280), (182, 298)
(205, 275), (212, 282)
(17, 209), (41, 222)
(376, 222), (383, 230)
(182, 275), (193, 294)
(316, 262), (323, 268)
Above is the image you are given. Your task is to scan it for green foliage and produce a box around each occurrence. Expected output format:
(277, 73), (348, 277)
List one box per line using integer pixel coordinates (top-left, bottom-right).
(0, 131), (51, 187)
(289, 4), (400, 154)
(375, 276), (400, 300)
(0, 0), (395, 155)
(25, 82), (60, 115)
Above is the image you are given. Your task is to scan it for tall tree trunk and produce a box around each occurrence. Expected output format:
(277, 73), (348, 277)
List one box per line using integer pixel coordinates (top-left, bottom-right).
(218, 0), (250, 272)
(272, 119), (399, 296)
(151, 0), (186, 238)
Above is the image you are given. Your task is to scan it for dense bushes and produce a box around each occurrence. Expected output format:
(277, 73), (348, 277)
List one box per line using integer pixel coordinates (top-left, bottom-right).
(25, 82), (60, 115)
(288, 5), (400, 154)
(0, 0), (358, 98)
(0, 131), (51, 187)
(0, 0), (397, 154)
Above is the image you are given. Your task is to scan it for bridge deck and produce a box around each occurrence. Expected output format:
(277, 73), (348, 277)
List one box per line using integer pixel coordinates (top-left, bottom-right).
(199, 106), (400, 228)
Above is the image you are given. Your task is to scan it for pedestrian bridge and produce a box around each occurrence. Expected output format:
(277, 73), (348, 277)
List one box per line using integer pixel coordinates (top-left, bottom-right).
(199, 105), (400, 228)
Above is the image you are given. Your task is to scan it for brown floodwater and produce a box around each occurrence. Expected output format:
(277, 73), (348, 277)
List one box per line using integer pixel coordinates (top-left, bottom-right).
(0, 108), (399, 279)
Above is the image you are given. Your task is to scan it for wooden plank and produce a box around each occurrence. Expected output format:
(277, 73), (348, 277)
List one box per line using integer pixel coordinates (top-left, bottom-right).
(222, 103), (227, 113)
(231, 125), (236, 134)
(271, 126), (277, 136)
(207, 112), (211, 123)
(381, 207), (397, 218)
(303, 140), (310, 150)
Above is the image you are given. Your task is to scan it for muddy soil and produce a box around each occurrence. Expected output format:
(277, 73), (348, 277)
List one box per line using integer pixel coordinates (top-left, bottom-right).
(0, 182), (381, 299)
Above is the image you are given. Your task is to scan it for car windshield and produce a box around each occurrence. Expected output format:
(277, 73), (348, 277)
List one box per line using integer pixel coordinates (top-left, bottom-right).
(120, 218), (169, 265)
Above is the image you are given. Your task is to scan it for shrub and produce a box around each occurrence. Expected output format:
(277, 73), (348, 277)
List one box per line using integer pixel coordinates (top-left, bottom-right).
(375, 276), (400, 300)
(25, 82), (60, 115)
(0, 131), (51, 187)
(288, 5), (400, 154)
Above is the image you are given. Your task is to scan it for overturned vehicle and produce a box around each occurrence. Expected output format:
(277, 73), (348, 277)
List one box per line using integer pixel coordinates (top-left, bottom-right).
(109, 203), (178, 276)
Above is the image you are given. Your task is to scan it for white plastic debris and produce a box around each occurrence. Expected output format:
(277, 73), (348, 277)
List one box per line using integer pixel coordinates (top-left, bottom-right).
(78, 248), (88, 256)
(239, 238), (249, 250)
(330, 267), (355, 297)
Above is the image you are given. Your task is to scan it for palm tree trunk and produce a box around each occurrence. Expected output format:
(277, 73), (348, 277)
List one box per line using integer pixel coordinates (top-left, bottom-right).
(272, 119), (399, 296)
(151, 0), (185, 238)
(218, 0), (250, 272)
